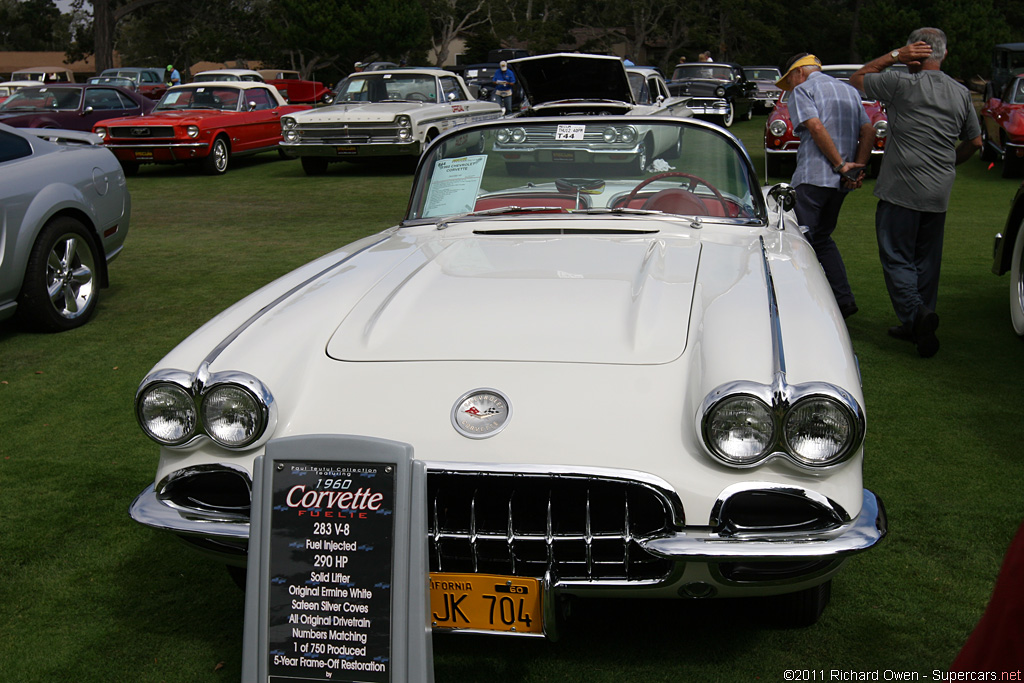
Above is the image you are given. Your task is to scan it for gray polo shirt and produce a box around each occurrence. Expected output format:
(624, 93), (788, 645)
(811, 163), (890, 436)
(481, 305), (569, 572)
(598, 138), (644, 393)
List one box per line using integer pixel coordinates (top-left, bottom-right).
(864, 69), (980, 213)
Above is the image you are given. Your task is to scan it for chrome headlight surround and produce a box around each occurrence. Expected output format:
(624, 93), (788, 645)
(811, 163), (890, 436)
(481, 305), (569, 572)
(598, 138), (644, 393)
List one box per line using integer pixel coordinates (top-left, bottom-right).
(715, 86), (726, 97)
(94, 126), (107, 140)
(873, 120), (888, 138)
(186, 125), (200, 138)
(601, 125), (638, 144)
(395, 114), (412, 141)
(768, 119), (787, 137)
(699, 380), (864, 470)
(135, 365), (277, 451)
(281, 116), (296, 131)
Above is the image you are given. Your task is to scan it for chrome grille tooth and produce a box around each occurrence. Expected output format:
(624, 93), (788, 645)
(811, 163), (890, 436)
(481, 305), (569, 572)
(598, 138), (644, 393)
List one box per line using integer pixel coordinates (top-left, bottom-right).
(432, 490), (443, 573)
(470, 489), (479, 574)
(545, 487), (554, 573)
(585, 487), (594, 580)
(623, 491), (632, 580)
(507, 490), (516, 575)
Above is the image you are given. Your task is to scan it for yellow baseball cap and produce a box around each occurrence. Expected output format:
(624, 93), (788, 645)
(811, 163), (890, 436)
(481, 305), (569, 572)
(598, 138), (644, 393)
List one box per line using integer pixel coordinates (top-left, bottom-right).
(776, 54), (822, 90)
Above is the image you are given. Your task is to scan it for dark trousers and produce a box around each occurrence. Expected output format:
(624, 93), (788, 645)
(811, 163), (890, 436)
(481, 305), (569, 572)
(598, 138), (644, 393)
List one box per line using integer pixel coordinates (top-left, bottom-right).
(794, 184), (855, 309)
(875, 200), (945, 325)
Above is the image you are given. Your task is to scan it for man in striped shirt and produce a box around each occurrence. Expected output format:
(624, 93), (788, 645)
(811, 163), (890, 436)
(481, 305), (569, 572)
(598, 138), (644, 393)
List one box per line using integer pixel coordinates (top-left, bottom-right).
(776, 53), (875, 320)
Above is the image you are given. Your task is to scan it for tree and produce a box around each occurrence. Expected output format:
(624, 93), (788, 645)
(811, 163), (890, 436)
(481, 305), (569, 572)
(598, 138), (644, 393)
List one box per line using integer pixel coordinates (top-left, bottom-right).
(0, 0), (70, 51)
(427, 0), (489, 67)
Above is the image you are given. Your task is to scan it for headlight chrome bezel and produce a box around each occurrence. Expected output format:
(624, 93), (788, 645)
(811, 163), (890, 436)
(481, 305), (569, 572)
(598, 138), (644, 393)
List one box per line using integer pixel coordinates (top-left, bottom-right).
(768, 119), (788, 137)
(699, 379), (864, 470)
(135, 366), (277, 451)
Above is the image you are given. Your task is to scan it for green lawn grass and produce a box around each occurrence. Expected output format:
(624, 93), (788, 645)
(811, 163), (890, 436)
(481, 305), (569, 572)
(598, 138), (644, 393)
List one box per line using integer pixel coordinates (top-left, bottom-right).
(2, 121), (1023, 682)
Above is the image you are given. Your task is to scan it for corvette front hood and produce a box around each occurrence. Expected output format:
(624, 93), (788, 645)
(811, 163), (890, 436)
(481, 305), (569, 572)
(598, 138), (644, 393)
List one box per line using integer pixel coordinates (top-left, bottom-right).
(326, 229), (701, 364)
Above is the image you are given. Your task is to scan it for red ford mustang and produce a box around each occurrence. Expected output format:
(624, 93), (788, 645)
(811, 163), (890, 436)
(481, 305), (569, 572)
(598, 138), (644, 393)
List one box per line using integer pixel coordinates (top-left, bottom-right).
(93, 82), (310, 175)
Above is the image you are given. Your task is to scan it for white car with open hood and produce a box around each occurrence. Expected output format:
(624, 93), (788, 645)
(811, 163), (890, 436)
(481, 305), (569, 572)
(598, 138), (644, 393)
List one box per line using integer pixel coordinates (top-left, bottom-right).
(498, 53), (692, 174)
(279, 68), (502, 175)
(130, 114), (886, 639)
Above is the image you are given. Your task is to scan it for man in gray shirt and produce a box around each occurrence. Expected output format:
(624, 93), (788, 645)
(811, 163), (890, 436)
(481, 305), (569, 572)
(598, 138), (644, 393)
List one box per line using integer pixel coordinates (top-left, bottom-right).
(850, 27), (981, 358)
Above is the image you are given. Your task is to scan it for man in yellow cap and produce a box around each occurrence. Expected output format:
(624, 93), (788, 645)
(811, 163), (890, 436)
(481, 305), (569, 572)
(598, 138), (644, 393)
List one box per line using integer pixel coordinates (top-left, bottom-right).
(776, 52), (875, 320)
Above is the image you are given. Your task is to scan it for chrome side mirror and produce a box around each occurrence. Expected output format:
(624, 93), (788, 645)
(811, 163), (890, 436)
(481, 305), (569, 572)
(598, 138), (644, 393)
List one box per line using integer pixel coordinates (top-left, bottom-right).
(767, 183), (797, 231)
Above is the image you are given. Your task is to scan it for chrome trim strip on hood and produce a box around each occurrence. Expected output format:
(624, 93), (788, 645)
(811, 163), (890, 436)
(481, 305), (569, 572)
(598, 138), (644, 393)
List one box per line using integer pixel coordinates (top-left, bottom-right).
(201, 235), (392, 367)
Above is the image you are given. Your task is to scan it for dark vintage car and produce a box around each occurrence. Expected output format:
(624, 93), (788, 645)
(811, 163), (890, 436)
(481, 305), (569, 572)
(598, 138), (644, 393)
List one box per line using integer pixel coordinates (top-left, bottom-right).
(980, 73), (1024, 177)
(0, 83), (154, 131)
(992, 181), (1024, 335)
(99, 67), (168, 100)
(991, 43), (1024, 95)
(459, 63), (526, 113)
(666, 62), (756, 127)
(94, 82), (311, 175)
(743, 65), (782, 112)
(763, 66), (888, 178)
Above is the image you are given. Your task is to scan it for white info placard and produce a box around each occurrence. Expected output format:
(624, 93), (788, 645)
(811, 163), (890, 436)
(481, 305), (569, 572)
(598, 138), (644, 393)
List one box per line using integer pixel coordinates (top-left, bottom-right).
(422, 155), (488, 218)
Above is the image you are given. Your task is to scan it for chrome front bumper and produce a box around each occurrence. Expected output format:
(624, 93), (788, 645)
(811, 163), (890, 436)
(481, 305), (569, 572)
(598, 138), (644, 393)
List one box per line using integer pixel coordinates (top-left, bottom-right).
(130, 483), (885, 565)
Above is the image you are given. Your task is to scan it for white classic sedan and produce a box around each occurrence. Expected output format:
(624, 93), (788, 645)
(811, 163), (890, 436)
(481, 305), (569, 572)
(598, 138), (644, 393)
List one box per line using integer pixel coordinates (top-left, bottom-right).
(0, 124), (130, 331)
(280, 68), (503, 175)
(130, 115), (886, 638)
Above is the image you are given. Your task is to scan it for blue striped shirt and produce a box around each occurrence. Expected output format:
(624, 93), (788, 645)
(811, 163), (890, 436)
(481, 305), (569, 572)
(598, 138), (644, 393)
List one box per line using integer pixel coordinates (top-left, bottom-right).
(790, 71), (869, 189)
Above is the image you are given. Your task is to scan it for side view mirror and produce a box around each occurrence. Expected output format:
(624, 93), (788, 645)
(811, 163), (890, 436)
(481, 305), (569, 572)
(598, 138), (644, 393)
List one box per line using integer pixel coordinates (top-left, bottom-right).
(447, 92), (457, 102)
(83, 106), (94, 114)
(248, 101), (257, 111)
(768, 183), (796, 212)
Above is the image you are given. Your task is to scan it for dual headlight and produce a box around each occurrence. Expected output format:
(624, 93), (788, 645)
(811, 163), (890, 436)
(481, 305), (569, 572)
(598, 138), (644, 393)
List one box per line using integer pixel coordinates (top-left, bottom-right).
(601, 125), (637, 144)
(281, 116), (299, 142)
(496, 127), (527, 144)
(700, 382), (863, 469)
(396, 115), (412, 141)
(136, 368), (276, 450)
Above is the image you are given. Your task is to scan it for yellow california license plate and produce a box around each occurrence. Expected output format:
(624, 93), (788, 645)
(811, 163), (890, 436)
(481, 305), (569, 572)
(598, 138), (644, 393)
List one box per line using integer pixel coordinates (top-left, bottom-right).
(335, 146), (357, 155)
(429, 573), (542, 635)
(133, 150), (153, 160)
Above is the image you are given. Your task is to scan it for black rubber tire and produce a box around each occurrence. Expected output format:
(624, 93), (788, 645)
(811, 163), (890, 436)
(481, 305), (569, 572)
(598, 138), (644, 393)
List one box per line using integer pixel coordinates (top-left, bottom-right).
(301, 157), (329, 175)
(202, 136), (230, 175)
(17, 216), (102, 332)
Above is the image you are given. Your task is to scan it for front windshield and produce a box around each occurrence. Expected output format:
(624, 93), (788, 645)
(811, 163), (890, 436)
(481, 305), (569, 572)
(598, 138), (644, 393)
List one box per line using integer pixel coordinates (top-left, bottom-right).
(744, 68), (780, 81)
(407, 118), (763, 223)
(627, 73), (650, 104)
(672, 65), (733, 81)
(0, 86), (81, 111)
(333, 74), (439, 103)
(193, 73), (241, 82)
(155, 86), (241, 111)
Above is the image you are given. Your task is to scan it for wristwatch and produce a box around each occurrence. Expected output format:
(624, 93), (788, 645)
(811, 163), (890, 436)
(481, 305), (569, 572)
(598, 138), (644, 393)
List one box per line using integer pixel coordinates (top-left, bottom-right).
(833, 161), (846, 173)
(890, 49), (900, 62)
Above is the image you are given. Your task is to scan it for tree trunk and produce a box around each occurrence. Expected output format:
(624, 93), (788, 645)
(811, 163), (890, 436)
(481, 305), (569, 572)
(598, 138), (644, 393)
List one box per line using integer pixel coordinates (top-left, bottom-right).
(93, 0), (113, 72)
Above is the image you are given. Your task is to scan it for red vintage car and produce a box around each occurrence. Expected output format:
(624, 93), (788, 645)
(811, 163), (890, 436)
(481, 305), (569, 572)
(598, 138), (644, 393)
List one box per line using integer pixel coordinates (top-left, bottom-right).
(93, 82), (310, 175)
(259, 70), (333, 104)
(980, 74), (1024, 177)
(763, 66), (888, 178)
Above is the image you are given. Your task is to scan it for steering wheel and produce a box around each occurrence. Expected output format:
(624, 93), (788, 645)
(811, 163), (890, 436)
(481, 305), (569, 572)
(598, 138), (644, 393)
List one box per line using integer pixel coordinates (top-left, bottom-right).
(621, 172), (730, 217)
(406, 92), (430, 102)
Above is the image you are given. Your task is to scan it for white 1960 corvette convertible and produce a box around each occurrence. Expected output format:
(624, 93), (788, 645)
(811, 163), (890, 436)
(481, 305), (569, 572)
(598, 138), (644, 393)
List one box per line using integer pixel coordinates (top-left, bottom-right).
(131, 115), (886, 637)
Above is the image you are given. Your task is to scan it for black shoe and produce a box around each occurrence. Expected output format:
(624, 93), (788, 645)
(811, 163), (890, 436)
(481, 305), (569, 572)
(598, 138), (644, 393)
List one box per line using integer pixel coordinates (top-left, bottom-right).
(888, 324), (914, 342)
(913, 306), (939, 358)
(840, 303), (859, 319)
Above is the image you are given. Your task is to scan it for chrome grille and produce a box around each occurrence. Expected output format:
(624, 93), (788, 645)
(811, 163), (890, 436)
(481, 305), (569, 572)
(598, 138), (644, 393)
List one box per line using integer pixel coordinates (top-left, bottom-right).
(428, 471), (676, 583)
(295, 121), (400, 144)
(109, 126), (176, 138)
